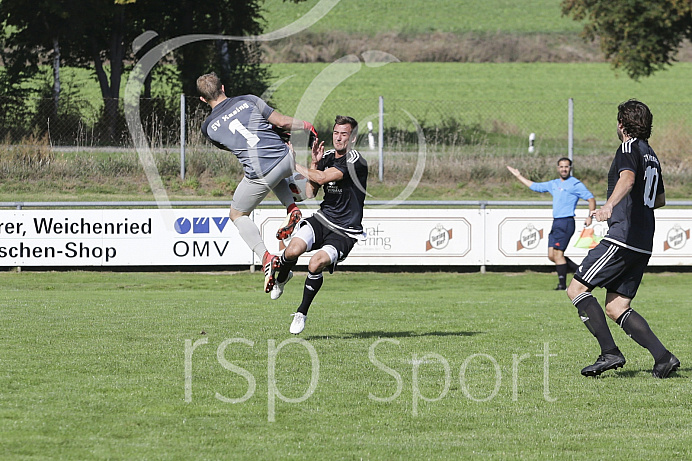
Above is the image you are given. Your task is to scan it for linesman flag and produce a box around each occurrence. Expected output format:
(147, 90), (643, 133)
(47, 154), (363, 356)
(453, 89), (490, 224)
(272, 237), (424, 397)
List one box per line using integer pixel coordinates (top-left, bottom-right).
(574, 227), (602, 249)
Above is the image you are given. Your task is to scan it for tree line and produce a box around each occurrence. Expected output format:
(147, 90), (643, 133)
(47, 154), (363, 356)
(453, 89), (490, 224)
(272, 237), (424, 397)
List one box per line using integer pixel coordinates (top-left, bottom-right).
(0, 0), (280, 143)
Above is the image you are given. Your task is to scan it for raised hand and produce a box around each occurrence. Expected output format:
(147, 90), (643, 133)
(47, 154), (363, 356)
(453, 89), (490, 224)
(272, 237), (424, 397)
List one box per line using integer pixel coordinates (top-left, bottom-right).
(311, 138), (325, 166)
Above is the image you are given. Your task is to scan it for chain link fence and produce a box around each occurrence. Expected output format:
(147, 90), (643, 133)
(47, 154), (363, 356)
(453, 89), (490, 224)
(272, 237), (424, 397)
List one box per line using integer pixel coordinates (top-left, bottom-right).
(281, 98), (692, 159)
(2, 95), (690, 163)
(0, 96), (183, 148)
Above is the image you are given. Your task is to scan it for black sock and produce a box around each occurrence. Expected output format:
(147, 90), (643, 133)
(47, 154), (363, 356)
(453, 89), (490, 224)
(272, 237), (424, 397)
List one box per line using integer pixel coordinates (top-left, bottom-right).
(277, 253), (298, 284)
(565, 257), (579, 273)
(616, 308), (668, 362)
(297, 271), (323, 315)
(556, 264), (567, 288)
(572, 293), (619, 355)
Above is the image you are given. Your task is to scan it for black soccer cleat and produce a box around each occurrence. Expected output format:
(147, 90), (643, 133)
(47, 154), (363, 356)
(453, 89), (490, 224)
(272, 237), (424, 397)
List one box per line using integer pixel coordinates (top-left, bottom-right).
(652, 352), (680, 379)
(581, 353), (626, 377)
(554, 284), (566, 291)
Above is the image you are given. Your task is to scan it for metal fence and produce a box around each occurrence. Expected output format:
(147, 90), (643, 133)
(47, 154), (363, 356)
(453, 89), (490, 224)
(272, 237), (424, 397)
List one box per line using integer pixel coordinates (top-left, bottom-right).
(0, 96), (184, 147)
(1, 95), (690, 160)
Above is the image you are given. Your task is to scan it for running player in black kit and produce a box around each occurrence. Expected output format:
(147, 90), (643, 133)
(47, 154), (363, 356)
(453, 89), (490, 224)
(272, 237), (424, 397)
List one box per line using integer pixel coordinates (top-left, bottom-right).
(566, 99), (679, 378)
(269, 115), (367, 334)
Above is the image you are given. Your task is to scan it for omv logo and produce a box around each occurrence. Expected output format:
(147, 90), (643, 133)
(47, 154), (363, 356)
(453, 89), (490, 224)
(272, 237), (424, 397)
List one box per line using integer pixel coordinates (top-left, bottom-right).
(174, 217), (230, 234)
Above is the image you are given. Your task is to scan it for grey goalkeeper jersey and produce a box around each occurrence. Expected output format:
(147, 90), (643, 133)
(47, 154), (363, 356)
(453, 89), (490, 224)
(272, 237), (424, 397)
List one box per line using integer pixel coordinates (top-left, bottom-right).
(201, 95), (290, 180)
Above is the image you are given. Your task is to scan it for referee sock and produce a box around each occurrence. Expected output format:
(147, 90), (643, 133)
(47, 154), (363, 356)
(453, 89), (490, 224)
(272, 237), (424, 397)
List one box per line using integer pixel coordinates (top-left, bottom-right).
(556, 264), (567, 288)
(277, 253), (298, 284)
(616, 308), (668, 362)
(297, 271), (323, 315)
(572, 293), (619, 355)
(565, 257), (579, 273)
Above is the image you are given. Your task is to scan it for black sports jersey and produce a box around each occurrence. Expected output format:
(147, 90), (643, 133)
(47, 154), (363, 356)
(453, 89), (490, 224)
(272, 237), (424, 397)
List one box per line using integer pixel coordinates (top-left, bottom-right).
(315, 149), (368, 234)
(604, 138), (664, 253)
(200, 95), (290, 180)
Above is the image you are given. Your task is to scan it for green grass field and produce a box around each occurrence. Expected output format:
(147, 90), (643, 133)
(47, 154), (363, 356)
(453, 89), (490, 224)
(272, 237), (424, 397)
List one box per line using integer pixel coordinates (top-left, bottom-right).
(267, 62), (692, 106)
(1, 270), (690, 459)
(265, 62), (692, 142)
(56, 61), (692, 122)
(260, 0), (583, 35)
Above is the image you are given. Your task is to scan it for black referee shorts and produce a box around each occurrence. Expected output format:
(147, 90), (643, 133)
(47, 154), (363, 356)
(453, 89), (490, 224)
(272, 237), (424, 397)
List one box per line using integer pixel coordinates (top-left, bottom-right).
(548, 217), (575, 250)
(573, 240), (651, 299)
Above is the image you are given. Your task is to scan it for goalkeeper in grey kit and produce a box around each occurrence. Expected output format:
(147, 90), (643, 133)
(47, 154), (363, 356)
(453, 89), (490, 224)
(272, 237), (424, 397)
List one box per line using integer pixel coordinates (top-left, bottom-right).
(197, 72), (317, 293)
(269, 115), (368, 335)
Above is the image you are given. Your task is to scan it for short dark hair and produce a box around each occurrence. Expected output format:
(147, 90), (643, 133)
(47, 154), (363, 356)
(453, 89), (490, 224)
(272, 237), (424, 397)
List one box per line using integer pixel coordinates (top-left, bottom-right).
(196, 73), (224, 101)
(334, 115), (358, 137)
(617, 99), (653, 140)
(557, 157), (572, 166)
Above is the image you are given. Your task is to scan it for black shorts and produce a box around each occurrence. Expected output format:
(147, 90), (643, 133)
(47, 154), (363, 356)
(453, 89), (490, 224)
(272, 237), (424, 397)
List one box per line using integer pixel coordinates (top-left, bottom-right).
(573, 240), (651, 299)
(299, 215), (356, 271)
(548, 217), (575, 251)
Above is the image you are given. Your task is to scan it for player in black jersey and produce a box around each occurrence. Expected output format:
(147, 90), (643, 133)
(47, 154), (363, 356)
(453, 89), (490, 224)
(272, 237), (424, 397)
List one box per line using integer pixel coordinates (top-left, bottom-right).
(269, 115), (368, 334)
(566, 99), (679, 378)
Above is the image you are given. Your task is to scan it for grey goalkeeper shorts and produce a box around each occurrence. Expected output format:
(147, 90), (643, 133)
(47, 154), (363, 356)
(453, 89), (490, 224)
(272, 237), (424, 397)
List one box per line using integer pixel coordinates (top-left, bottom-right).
(231, 153), (295, 213)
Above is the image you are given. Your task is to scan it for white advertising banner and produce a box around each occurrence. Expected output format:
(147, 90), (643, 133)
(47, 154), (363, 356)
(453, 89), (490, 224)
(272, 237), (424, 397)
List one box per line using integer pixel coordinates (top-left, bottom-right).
(0, 209), (253, 266)
(650, 210), (692, 265)
(485, 208), (692, 266)
(1, 207), (692, 267)
(484, 209), (605, 265)
(256, 208), (484, 266)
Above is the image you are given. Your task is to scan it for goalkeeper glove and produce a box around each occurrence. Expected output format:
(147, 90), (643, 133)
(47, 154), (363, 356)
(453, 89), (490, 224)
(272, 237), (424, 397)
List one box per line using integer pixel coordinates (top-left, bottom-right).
(303, 121), (317, 148)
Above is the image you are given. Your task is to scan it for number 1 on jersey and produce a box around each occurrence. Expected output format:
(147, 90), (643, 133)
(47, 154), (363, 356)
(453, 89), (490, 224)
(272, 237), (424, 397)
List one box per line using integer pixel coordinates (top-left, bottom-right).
(228, 119), (260, 148)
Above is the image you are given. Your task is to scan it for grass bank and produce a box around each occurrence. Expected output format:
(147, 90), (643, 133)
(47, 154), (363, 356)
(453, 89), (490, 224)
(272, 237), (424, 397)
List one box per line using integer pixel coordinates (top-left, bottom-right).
(260, 0), (582, 35)
(4, 143), (692, 204)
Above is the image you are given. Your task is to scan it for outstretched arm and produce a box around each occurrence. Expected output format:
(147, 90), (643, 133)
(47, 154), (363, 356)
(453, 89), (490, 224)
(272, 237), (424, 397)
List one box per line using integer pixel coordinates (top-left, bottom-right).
(506, 165), (534, 188)
(267, 111), (317, 136)
(294, 163), (343, 199)
(291, 138), (343, 199)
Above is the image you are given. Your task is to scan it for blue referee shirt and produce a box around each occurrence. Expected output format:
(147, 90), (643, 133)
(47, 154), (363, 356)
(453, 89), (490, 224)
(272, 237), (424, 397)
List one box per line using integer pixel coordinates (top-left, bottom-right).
(530, 176), (594, 218)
